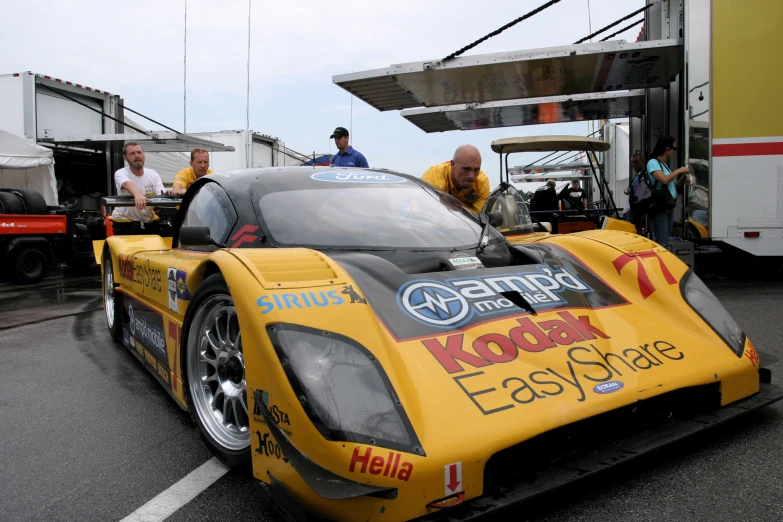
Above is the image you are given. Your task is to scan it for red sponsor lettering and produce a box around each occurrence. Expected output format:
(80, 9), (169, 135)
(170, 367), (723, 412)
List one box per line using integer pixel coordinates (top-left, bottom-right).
(118, 254), (134, 281)
(745, 345), (760, 367)
(612, 251), (677, 299)
(473, 333), (518, 363)
(422, 334), (491, 374)
(422, 313), (611, 373)
(349, 447), (413, 481)
(509, 318), (557, 353)
(558, 311), (610, 340)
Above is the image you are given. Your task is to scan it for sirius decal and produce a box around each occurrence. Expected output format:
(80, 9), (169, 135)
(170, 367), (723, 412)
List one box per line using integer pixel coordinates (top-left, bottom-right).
(397, 265), (593, 329)
(257, 286), (366, 314)
(310, 171), (407, 183)
(349, 447), (413, 481)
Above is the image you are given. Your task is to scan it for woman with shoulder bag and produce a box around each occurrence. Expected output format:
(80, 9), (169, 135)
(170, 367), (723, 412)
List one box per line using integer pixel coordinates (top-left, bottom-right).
(646, 136), (689, 248)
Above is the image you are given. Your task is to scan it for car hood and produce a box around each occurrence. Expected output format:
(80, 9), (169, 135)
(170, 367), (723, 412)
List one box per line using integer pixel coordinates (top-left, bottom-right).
(324, 237), (759, 458)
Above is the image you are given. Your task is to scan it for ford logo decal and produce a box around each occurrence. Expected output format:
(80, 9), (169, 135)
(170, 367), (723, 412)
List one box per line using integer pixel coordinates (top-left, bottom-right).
(593, 381), (624, 394)
(311, 171), (407, 183)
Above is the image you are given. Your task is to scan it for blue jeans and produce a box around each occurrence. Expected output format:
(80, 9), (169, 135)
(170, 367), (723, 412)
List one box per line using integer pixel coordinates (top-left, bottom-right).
(650, 207), (674, 248)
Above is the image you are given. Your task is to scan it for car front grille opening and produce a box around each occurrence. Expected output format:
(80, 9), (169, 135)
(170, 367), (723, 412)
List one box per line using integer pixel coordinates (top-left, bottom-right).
(483, 382), (722, 493)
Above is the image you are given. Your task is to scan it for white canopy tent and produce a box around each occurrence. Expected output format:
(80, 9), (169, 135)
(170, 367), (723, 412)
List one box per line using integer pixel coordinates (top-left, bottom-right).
(0, 128), (58, 205)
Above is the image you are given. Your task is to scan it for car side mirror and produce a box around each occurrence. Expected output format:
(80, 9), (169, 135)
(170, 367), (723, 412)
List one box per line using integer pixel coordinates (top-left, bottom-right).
(179, 225), (224, 248)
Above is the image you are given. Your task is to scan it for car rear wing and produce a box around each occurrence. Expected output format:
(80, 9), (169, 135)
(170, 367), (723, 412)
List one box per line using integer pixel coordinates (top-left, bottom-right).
(101, 195), (184, 208)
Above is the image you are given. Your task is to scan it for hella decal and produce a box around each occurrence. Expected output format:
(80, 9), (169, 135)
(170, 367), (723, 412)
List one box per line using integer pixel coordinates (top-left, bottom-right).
(593, 381), (624, 394)
(349, 447), (413, 482)
(310, 171), (407, 183)
(397, 265), (592, 329)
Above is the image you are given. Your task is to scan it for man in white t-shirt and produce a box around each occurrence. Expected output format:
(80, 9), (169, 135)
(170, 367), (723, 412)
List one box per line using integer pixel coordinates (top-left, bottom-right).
(111, 142), (164, 227)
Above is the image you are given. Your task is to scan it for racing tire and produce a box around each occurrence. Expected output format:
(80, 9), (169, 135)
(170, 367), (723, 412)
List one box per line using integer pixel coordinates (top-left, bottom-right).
(12, 247), (47, 284)
(0, 188), (47, 215)
(103, 252), (122, 340)
(0, 192), (25, 215)
(183, 274), (251, 468)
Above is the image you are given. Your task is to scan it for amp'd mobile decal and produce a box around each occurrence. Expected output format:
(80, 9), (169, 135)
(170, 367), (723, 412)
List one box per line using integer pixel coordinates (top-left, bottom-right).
(337, 244), (628, 341)
(397, 265), (594, 329)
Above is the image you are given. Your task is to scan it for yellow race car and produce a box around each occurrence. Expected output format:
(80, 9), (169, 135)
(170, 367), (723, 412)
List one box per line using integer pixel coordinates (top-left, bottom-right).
(98, 167), (781, 522)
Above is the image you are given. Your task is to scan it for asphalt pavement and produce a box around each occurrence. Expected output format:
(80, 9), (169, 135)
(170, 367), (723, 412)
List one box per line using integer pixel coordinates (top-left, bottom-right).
(1, 259), (782, 522)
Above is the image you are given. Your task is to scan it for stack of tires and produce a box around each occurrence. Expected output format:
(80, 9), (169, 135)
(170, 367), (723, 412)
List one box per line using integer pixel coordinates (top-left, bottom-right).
(0, 188), (56, 284)
(0, 188), (48, 215)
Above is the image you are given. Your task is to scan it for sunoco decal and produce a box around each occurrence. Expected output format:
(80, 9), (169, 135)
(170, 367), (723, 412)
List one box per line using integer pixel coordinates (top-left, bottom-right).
(310, 171), (406, 184)
(126, 300), (167, 361)
(398, 265), (593, 329)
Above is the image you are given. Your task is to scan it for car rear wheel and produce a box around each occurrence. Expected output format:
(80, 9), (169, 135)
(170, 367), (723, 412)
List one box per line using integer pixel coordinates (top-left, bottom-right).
(12, 247), (47, 284)
(185, 274), (250, 467)
(103, 253), (122, 340)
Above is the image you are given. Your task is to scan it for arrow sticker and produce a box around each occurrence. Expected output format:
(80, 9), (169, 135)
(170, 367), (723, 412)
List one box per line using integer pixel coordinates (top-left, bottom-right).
(444, 462), (462, 496)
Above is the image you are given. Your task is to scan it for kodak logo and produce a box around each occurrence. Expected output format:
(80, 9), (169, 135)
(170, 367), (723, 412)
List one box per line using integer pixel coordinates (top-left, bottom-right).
(349, 447), (413, 481)
(421, 311), (610, 374)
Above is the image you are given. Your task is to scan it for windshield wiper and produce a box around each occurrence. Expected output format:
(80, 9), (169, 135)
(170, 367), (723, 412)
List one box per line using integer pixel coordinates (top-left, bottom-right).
(476, 213), (491, 254)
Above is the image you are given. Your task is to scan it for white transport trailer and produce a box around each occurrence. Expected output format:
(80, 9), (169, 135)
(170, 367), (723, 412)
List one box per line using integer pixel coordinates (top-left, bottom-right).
(0, 71), (233, 201)
(333, 0), (783, 259)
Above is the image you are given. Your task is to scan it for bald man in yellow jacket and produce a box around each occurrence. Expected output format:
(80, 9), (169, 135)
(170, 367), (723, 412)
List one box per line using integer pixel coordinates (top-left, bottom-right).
(421, 144), (490, 214)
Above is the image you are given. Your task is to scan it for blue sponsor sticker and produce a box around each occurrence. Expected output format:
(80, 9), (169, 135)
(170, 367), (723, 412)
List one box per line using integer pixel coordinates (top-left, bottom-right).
(123, 328), (129, 345)
(593, 381), (624, 394)
(175, 270), (191, 300)
(256, 285), (366, 314)
(310, 171), (406, 184)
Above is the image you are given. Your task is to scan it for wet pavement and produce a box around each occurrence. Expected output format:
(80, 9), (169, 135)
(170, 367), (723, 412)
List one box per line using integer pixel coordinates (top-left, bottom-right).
(1, 260), (783, 522)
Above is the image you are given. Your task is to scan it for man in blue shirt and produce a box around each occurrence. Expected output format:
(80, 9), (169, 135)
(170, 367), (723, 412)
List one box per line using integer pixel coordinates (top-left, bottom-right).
(329, 127), (369, 168)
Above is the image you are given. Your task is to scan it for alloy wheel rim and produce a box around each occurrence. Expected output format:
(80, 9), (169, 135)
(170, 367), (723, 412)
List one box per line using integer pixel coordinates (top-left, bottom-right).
(105, 262), (115, 329)
(188, 296), (249, 451)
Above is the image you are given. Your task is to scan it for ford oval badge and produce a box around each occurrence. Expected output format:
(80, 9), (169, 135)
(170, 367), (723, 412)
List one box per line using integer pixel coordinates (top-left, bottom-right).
(311, 171), (407, 183)
(593, 381), (624, 394)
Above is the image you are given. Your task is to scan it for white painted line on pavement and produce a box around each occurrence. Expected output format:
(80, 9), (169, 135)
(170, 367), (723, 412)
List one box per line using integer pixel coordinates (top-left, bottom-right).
(119, 457), (230, 522)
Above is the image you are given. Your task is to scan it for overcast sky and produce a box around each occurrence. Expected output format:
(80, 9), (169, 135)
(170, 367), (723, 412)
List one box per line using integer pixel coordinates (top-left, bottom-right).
(1, 0), (643, 186)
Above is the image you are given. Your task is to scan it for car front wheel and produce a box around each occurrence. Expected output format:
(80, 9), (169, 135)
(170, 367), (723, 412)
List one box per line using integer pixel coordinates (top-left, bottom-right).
(185, 274), (251, 467)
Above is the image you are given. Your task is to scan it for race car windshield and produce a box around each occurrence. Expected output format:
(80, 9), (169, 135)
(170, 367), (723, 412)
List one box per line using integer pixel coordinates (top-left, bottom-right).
(257, 185), (501, 249)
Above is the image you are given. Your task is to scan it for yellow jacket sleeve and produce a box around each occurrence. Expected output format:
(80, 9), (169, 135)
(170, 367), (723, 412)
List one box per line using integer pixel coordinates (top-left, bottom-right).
(173, 168), (194, 188)
(421, 163), (448, 192)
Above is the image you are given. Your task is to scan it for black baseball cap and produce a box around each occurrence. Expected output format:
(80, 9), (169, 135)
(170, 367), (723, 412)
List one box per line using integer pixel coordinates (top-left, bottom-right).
(330, 127), (349, 139)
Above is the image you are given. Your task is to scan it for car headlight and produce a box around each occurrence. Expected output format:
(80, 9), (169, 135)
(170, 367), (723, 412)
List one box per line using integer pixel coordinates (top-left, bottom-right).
(266, 323), (423, 455)
(681, 271), (745, 356)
